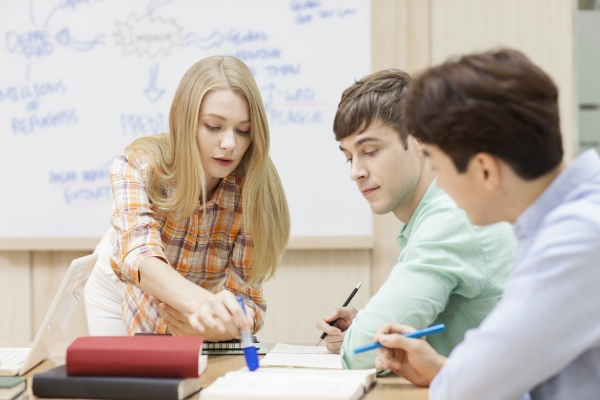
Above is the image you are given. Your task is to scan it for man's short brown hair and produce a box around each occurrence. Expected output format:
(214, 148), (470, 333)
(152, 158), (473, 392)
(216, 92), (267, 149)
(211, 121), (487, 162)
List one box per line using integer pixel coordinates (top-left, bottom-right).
(403, 48), (563, 180)
(333, 69), (411, 146)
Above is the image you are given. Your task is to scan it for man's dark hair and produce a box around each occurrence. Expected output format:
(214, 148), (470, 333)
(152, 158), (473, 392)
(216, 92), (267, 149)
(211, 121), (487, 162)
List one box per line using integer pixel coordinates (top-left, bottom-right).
(333, 69), (411, 147)
(403, 48), (563, 180)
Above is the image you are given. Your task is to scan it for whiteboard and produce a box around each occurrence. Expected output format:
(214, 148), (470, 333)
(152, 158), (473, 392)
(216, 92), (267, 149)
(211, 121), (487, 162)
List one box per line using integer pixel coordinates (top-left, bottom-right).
(0, 0), (372, 239)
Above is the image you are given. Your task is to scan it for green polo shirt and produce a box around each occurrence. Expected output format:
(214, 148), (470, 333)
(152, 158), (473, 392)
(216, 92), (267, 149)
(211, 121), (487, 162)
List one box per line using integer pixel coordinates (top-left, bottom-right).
(341, 179), (516, 369)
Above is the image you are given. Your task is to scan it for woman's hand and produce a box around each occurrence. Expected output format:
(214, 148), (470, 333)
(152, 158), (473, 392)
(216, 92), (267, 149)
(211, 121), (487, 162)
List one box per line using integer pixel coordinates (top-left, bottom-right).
(373, 322), (447, 387)
(188, 290), (255, 339)
(151, 297), (200, 336)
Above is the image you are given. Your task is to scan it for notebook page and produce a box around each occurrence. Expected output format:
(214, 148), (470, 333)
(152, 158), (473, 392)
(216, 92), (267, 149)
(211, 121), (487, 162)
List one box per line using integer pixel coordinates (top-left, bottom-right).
(260, 343), (343, 369)
(225, 367), (377, 388)
(202, 376), (363, 400)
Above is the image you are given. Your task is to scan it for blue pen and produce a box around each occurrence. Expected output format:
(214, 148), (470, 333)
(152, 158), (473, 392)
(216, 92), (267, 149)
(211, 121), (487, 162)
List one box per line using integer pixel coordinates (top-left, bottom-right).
(235, 295), (259, 371)
(353, 323), (446, 354)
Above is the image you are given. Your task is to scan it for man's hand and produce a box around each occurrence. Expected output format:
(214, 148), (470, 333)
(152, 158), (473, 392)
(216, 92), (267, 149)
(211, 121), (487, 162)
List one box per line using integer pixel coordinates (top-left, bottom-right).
(373, 322), (447, 387)
(315, 307), (358, 353)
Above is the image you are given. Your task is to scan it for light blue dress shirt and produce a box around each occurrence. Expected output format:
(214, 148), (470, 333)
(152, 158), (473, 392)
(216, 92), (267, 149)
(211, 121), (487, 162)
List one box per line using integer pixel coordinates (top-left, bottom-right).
(430, 149), (600, 400)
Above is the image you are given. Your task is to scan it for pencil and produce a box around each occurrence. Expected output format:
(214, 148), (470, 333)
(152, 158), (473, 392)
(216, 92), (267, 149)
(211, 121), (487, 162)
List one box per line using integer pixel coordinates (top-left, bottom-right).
(316, 282), (362, 346)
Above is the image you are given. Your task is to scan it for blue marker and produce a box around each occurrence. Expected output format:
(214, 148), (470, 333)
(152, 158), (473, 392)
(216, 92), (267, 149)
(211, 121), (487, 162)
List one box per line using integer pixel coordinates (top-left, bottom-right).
(236, 295), (259, 371)
(353, 323), (446, 354)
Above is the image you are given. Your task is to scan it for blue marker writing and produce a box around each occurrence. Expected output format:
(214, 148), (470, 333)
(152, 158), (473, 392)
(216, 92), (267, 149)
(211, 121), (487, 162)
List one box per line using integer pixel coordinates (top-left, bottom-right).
(353, 324), (446, 354)
(235, 295), (259, 371)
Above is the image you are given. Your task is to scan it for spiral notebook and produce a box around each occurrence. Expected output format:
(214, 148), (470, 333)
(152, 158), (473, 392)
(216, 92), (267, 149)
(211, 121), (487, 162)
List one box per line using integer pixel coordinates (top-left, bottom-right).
(135, 334), (268, 355)
(260, 343), (343, 369)
(202, 337), (268, 355)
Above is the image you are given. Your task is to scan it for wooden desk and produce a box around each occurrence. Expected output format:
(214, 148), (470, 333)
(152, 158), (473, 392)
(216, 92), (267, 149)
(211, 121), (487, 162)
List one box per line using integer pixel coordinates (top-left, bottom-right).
(6, 342), (429, 400)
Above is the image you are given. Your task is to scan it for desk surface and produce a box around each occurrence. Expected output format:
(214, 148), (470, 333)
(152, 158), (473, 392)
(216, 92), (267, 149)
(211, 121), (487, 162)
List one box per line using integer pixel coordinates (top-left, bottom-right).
(6, 342), (429, 400)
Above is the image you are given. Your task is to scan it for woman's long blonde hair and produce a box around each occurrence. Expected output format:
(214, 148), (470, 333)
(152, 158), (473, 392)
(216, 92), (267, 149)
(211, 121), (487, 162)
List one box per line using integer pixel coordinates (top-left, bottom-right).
(127, 55), (290, 283)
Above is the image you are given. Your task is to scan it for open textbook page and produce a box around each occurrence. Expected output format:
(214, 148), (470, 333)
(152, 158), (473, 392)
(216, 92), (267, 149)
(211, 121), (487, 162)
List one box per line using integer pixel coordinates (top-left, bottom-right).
(201, 367), (377, 400)
(260, 343), (342, 369)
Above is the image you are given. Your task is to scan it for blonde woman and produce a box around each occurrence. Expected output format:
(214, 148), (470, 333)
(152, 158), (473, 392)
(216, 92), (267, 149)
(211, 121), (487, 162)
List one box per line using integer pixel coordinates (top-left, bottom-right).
(84, 56), (290, 340)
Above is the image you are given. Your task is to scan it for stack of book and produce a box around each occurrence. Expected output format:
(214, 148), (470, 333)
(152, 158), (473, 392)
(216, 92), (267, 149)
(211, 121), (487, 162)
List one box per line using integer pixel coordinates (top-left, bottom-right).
(32, 336), (207, 400)
(0, 377), (25, 400)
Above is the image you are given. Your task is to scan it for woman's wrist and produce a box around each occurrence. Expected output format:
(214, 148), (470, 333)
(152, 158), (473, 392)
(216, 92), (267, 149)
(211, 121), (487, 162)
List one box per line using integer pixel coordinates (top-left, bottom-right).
(185, 289), (213, 315)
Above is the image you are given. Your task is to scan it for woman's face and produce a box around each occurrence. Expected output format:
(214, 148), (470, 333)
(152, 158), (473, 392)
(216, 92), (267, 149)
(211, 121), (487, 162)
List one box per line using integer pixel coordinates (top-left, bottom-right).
(197, 88), (252, 189)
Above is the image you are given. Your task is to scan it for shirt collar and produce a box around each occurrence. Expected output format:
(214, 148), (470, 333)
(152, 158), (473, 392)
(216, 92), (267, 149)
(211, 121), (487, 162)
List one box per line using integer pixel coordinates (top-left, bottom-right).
(514, 149), (600, 239)
(398, 178), (445, 242)
(201, 169), (240, 212)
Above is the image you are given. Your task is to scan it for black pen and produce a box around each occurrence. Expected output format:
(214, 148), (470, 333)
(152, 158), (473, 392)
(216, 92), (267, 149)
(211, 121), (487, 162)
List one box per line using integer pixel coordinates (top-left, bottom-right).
(317, 282), (362, 346)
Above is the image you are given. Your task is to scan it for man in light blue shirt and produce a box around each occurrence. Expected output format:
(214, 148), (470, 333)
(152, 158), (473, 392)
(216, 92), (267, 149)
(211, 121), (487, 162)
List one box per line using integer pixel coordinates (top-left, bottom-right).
(373, 48), (600, 399)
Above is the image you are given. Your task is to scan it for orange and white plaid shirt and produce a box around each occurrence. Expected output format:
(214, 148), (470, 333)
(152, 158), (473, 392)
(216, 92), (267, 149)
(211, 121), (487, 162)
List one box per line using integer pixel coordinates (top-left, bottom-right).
(109, 150), (265, 335)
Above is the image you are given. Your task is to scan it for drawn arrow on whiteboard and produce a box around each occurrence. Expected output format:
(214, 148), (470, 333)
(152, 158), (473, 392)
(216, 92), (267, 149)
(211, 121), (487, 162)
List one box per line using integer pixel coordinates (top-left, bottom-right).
(144, 63), (165, 103)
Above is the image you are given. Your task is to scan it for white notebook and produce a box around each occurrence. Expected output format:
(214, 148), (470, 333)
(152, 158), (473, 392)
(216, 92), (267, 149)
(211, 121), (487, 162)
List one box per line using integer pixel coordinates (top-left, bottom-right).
(201, 367), (377, 400)
(259, 343), (343, 369)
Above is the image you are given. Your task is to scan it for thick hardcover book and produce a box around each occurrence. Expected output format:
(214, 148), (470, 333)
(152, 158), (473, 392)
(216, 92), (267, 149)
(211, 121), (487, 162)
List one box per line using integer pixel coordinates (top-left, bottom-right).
(32, 365), (200, 400)
(66, 336), (205, 378)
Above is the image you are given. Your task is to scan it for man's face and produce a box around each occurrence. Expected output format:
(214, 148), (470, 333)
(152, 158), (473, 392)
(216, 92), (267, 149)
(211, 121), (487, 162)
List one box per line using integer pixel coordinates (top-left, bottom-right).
(339, 121), (421, 216)
(420, 143), (500, 226)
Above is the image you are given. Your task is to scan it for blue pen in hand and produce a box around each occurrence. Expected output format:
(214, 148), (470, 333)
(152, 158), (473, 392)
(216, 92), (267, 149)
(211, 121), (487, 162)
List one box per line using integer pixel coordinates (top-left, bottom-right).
(235, 295), (259, 371)
(353, 324), (446, 354)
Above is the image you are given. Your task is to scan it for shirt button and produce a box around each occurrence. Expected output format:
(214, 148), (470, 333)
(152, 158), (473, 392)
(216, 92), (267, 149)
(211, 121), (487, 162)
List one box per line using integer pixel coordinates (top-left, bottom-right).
(182, 259), (188, 265)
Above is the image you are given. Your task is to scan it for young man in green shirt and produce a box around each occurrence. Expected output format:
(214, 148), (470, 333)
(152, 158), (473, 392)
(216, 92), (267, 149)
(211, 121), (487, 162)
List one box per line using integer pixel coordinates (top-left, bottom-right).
(315, 69), (516, 369)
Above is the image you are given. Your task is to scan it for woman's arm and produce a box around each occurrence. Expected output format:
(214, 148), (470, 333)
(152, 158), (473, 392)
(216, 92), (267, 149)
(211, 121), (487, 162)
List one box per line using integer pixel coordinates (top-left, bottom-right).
(138, 256), (209, 314)
(139, 256), (252, 341)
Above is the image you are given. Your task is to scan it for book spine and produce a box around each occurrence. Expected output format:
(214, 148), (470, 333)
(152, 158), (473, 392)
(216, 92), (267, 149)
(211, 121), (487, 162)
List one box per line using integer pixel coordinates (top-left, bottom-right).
(32, 373), (183, 400)
(66, 347), (199, 378)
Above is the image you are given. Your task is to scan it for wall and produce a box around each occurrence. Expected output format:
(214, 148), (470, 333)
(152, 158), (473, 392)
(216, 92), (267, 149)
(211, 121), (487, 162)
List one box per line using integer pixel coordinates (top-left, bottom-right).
(578, 9), (600, 154)
(430, 0), (577, 161)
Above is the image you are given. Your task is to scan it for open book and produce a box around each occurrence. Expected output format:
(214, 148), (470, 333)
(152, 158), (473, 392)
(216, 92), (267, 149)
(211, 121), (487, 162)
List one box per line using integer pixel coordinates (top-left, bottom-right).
(201, 367), (377, 400)
(259, 343), (343, 369)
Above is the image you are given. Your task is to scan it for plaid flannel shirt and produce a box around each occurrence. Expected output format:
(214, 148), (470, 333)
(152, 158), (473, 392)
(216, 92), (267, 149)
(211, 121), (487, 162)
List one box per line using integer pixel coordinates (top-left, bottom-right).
(109, 151), (265, 335)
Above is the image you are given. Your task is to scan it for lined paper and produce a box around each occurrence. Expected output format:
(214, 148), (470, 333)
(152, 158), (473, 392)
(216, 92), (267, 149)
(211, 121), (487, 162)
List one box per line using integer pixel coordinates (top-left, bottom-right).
(260, 343), (343, 369)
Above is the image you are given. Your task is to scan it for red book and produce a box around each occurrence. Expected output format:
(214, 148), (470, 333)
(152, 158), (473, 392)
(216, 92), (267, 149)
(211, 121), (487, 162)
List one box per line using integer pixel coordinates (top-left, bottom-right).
(66, 336), (206, 378)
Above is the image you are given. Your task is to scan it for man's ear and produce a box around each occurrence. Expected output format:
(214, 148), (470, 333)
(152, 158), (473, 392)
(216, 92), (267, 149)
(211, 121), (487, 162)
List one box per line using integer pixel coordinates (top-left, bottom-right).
(412, 136), (424, 148)
(410, 136), (425, 156)
(471, 153), (501, 190)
